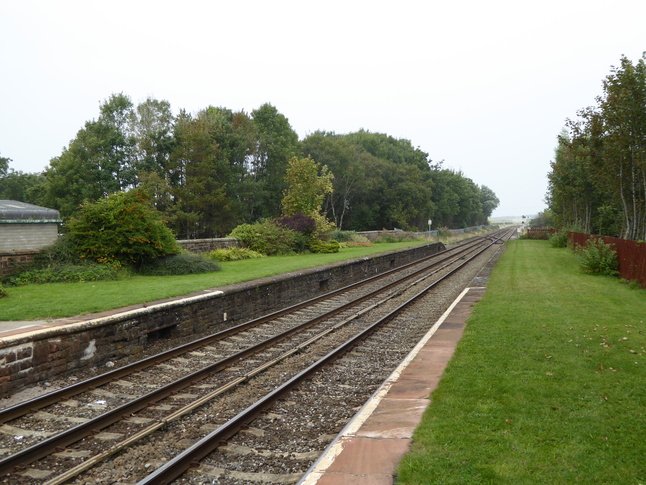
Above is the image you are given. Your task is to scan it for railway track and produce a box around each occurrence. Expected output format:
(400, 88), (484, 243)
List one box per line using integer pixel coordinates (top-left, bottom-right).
(0, 228), (514, 484)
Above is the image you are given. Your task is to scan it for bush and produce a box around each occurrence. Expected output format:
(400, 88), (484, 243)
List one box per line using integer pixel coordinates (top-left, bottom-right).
(274, 213), (316, 235)
(521, 230), (553, 240)
(548, 231), (568, 248)
(68, 189), (180, 268)
(229, 221), (298, 255)
(576, 238), (619, 276)
(34, 236), (84, 265)
(373, 232), (419, 243)
(0, 283), (6, 298)
(2, 236), (129, 286)
(308, 239), (340, 253)
(6, 263), (126, 286)
(331, 230), (371, 244)
(138, 253), (221, 276)
(207, 247), (265, 262)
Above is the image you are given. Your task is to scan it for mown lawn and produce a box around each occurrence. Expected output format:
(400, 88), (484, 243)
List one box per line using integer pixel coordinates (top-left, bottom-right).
(0, 241), (428, 321)
(396, 240), (645, 484)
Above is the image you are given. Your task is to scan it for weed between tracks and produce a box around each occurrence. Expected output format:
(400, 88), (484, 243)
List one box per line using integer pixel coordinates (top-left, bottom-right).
(396, 240), (645, 485)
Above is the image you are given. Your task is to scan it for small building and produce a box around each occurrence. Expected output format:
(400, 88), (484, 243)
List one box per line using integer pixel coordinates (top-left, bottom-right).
(0, 200), (62, 252)
(0, 201), (62, 276)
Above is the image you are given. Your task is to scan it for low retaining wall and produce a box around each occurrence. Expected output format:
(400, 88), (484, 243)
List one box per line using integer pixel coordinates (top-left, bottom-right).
(0, 250), (39, 278)
(0, 242), (445, 396)
(176, 238), (239, 253)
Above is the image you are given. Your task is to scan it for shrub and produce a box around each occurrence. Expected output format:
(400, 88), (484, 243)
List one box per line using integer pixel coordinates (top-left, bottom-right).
(274, 213), (316, 235)
(34, 236), (84, 265)
(0, 283), (6, 298)
(345, 241), (373, 247)
(207, 247), (265, 262)
(138, 253), (221, 276)
(373, 232), (419, 243)
(68, 189), (180, 268)
(6, 263), (125, 286)
(308, 239), (340, 253)
(576, 238), (619, 276)
(521, 230), (552, 240)
(229, 221), (298, 255)
(331, 230), (371, 244)
(548, 231), (568, 248)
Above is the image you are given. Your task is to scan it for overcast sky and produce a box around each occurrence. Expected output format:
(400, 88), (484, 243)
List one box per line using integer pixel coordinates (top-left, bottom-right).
(1, 1), (644, 218)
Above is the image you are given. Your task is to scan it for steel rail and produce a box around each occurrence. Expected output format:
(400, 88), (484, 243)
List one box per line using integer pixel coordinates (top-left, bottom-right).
(137, 230), (513, 485)
(0, 236), (495, 478)
(0, 241), (467, 425)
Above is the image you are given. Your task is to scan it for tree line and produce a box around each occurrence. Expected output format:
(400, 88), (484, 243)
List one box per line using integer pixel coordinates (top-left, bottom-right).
(545, 54), (646, 241)
(1, 95), (498, 237)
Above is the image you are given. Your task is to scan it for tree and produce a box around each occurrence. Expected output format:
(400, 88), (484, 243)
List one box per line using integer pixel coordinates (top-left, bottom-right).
(0, 153), (9, 179)
(248, 104), (300, 219)
(166, 107), (254, 238)
(42, 93), (137, 217)
(67, 189), (179, 268)
(301, 131), (438, 231)
(480, 185), (500, 221)
(546, 54), (646, 239)
(597, 55), (646, 240)
(281, 156), (334, 235)
(130, 97), (176, 175)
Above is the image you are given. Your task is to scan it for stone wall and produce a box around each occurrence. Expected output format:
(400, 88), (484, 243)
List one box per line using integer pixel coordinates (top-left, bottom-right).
(176, 238), (240, 253)
(0, 250), (39, 277)
(0, 242), (444, 395)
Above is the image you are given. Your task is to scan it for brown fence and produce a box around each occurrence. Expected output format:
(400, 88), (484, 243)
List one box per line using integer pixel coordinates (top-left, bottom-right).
(568, 232), (646, 288)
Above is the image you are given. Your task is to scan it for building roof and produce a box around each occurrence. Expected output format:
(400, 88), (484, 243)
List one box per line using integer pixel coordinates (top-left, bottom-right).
(0, 200), (61, 222)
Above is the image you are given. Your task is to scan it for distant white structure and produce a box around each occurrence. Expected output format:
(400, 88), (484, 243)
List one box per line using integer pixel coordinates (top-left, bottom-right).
(0, 200), (62, 252)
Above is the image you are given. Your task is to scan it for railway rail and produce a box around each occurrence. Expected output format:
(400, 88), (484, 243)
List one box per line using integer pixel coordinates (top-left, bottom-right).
(0, 228), (514, 484)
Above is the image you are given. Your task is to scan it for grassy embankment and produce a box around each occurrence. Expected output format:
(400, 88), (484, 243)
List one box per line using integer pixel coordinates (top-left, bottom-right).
(396, 240), (645, 484)
(0, 240), (432, 321)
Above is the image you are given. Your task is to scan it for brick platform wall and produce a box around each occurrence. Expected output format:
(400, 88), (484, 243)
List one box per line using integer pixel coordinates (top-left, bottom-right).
(0, 242), (444, 395)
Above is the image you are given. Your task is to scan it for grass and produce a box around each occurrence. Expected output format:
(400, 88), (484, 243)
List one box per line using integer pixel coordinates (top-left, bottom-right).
(0, 240), (428, 321)
(396, 240), (645, 484)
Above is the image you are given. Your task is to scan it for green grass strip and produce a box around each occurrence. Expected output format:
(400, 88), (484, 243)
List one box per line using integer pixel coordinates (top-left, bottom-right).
(0, 241), (426, 321)
(396, 240), (645, 484)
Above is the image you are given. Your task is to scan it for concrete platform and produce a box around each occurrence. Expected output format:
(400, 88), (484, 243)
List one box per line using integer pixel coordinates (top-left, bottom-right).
(299, 286), (485, 485)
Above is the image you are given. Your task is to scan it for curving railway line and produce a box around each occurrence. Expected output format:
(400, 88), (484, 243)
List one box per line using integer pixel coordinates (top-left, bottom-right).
(0, 227), (514, 484)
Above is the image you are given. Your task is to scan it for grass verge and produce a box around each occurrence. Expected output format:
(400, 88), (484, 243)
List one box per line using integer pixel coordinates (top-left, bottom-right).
(396, 240), (645, 484)
(0, 241), (427, 321)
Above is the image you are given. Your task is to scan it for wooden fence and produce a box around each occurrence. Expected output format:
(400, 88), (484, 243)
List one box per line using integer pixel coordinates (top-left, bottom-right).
(568, 232), (646, 288)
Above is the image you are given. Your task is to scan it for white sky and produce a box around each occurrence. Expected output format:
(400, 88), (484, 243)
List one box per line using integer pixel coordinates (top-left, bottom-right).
(1, 0), (644, 218)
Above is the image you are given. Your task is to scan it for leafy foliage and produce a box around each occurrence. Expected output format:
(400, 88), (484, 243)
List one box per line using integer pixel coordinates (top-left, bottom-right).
(229, 221), (298, 255)
(307, 239), (340, 253)
(547, 54), (646, 240)
(281, 156), (334, 237)
(274, 212), (317, 235)
(6, 96), (498, 237)
(576, 238), (619, 276)
(207, 247), (265, 261)
(68, 189), (180, 268)
(548, 231), (569, 248)
(2, 236), (127, 286)
(6, 263), (124, 286)
(137, 253), (220, 276)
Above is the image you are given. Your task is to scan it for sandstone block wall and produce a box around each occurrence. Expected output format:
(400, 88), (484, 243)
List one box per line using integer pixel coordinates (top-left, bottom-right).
(0, 242), (444, 395)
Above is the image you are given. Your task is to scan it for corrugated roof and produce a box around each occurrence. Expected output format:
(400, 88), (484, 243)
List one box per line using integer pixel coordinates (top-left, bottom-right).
(0, 200), (61, 221)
